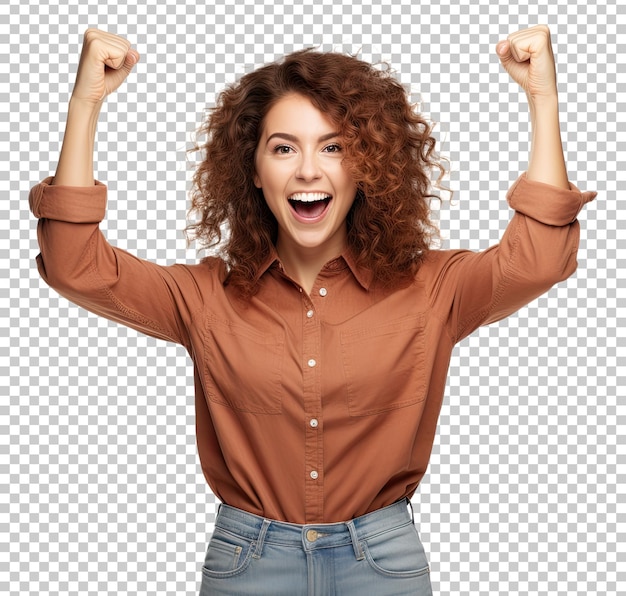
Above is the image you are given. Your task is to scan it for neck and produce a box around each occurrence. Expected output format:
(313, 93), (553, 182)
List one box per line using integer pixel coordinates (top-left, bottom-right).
(276, 239), (345, 295)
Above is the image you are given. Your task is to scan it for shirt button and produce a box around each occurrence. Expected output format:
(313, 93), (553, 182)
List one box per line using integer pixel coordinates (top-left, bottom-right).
(306, 309), (314, 318)
(310, 418), (319, 428)
(307, 359), (316, 368)
(310, 470), (319, 480)
(319, 287), (327, 297)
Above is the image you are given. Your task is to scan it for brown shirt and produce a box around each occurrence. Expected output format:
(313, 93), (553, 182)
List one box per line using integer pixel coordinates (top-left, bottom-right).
(30, 173), (595, 524)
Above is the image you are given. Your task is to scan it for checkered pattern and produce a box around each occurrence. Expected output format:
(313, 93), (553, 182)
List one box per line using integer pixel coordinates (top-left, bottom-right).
(2, 0), (624, 594)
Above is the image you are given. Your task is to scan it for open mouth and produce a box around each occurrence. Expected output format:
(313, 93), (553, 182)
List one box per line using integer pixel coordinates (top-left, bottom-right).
(288, 192), (332, 219)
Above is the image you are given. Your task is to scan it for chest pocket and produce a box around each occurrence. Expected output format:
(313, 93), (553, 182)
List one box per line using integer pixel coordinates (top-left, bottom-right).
(203, 315), (284, 414)
(341, 314), (427, 417)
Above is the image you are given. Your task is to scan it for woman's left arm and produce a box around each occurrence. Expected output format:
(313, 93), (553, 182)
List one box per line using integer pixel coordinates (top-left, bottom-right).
(496, 25), (569, 189)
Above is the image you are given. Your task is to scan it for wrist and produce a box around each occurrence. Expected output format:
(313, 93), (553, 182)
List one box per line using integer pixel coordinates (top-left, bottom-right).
(527, 93), (559, 121)
(68, 95), (104, 118)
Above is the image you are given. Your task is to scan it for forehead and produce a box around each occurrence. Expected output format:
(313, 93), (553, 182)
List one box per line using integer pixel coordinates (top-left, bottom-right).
(261, 94), (336, 137)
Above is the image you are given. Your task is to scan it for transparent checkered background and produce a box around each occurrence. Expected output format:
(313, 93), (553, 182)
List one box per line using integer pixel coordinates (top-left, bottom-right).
(2, 0), (624, 594)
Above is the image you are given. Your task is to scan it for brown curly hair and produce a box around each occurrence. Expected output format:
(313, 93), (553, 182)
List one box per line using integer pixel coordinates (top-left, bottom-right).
(187, 49), (445, 297)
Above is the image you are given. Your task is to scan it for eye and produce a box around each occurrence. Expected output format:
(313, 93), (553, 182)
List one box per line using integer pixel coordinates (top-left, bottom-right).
(273, 144), (294, 154)
(322, 143), (342, 153)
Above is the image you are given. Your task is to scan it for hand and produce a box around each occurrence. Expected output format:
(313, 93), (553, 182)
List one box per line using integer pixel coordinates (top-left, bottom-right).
(72, 29), (140, 104)
(496, 25), (557, 103)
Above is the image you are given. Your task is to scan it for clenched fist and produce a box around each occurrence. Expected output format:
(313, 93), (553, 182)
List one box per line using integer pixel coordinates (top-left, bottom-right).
(72, 29), (140, 104)
(496, 25), (557, 101)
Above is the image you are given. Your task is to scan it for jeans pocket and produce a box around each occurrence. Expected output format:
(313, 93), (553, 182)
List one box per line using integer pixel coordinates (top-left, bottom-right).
(362, 523), (430, 578)
(201, 530), (254, 578)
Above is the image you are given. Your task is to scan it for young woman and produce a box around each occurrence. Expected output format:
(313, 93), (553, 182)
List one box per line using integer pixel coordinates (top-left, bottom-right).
(30, 26), (594, 595)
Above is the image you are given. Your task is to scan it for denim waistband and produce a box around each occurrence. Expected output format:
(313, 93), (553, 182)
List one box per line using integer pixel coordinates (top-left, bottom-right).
(214, 499), (414, 560)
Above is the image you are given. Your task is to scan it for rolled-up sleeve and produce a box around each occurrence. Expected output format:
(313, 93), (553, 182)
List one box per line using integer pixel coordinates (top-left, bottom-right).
(29, 176), (107, 223)
(30, 178), (208, 347)
(506, 173), (596, 226)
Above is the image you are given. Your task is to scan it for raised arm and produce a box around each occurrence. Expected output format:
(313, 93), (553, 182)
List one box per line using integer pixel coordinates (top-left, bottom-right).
(422, 26), (596, 342)
(496, 25), (569, 189)
(30, 30), (208, 347)
(53, 29), (139, 186)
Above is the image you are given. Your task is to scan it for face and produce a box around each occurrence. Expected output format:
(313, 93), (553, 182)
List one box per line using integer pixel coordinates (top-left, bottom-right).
(254, 93), (357, 262)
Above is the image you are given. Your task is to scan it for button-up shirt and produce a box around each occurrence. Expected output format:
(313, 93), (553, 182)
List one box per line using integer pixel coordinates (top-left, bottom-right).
(29, 174), (595, 523)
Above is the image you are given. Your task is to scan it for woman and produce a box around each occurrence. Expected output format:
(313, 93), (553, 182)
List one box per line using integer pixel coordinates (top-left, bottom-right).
(30, 26), (594, 595)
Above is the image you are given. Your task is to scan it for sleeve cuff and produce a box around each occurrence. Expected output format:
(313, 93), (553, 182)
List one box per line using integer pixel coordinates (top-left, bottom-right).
(29, 176), (107, 223)
(506, 173), (596, 226)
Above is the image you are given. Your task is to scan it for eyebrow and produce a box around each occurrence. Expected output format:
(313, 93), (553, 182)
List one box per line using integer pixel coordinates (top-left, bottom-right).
(265, 131), (341, 145)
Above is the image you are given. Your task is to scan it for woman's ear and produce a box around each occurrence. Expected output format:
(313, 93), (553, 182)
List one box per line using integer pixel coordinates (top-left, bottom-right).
(253, 173), (261, 189)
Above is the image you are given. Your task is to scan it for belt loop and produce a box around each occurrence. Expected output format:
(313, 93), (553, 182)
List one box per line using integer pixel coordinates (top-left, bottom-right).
(252, 519), (271, 560)
(346, 520), (365, 561)
(407, 498), (415, 524)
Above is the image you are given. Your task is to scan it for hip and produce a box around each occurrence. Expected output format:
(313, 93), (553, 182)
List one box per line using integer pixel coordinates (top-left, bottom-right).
(199, 499), (432, 596)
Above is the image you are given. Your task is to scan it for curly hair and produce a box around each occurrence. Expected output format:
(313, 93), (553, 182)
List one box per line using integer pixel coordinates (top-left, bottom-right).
(187, 49), (445, 297)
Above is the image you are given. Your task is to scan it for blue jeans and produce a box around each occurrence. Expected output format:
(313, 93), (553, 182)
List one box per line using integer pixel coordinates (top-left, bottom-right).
(199, 499), (432, 595)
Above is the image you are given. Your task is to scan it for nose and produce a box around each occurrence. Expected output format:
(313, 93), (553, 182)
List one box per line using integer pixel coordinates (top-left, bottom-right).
(295, 150), (322, 181)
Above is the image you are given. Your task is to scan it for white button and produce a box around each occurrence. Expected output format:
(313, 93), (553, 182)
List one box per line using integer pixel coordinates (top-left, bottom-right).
(308, 359), (316, 368)
(306, 310), (314, 318)
(319, 288), (328, 297)
(310, 418), (319, 428)
(310, 470), (319, 480)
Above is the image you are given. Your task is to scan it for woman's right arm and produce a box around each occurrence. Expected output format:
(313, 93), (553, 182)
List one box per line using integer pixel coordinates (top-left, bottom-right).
(31, 30), (208, 347)
(54, 29), (139, 186)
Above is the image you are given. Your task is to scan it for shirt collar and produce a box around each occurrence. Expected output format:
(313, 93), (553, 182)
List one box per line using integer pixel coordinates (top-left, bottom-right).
(340, 248), (373, 290)
(255, 246), (372, 291)
(254, 248), (280, 283)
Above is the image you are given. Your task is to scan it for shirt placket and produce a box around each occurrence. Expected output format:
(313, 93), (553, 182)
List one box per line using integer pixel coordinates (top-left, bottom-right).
(301, 284), (326, 522)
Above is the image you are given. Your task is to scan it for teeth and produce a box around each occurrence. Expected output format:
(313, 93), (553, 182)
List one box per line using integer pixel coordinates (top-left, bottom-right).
(288, 192), (331, 203)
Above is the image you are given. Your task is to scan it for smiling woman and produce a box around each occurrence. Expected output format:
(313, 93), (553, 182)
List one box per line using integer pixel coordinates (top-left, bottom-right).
(30, 26), (595, 596)
(186, 48), (444, 298)
(253, 94), (358, 292)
